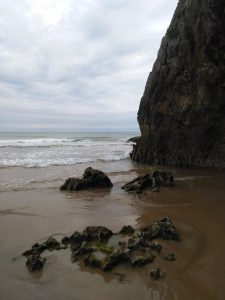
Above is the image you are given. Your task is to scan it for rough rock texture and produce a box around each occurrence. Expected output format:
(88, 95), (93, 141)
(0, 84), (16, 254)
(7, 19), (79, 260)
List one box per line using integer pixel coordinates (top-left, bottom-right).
(22, 218), (180, 274)
(60, 167), (113, 191)
(121, 170), (173, 193)
(131, 0), (225, 168)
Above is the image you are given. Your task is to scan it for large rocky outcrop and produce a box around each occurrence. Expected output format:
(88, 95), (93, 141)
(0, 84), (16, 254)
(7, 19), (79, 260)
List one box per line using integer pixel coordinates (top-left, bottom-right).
(131, 0), (225, 168)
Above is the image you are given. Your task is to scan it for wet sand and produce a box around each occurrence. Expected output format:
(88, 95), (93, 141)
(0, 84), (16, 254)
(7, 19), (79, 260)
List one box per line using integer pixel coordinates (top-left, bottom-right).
(0, 160), (225, 300)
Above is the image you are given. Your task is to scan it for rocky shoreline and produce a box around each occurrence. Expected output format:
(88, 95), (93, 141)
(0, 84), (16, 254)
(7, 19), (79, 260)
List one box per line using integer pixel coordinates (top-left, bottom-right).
(22, 217), (180, 280)
(20, 167), (179, 279)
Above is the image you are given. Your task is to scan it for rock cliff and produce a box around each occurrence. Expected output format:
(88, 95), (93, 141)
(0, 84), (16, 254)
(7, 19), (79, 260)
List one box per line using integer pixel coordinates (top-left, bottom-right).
(131, 0), (225, 168)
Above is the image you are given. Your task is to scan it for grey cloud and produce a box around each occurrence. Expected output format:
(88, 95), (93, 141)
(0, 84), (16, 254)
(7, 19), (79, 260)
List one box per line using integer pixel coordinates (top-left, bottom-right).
(0, 0), (178, 131)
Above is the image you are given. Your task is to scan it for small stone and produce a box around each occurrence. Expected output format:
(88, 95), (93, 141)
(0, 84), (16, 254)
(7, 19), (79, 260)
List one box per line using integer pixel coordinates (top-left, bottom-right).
(148, 241), (162, 253)
(131, 254), (155, 267)
(164, 253), (176, 261)
(149, 267), (165, 280)
(26, 255), (46, 272)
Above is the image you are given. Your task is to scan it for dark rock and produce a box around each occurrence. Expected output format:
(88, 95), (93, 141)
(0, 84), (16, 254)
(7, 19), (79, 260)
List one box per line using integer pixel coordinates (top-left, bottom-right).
(119, 225), (135, 235)
(22, 243), (47, 257)
(102, 247), (131, 271)
(131, 254), (155, 267)
(131, 0), (225, 169)
(60, 167), (113, 191)
(44, 237), (60, 250)
(22, 218), (180, 275)
(148, 242), (162, 253)
(121, 174), (156, 193)
(69, 231), (85, 244)
(83, 226), (113, 241)
(61, 236), (70, 245)
(152, 171), (174, 187)
(121, 171), (174, 193)
(127, 136), (141, 143)
(84, 254), (102, 268)
(164, 253), (176, 261)
(26, 255), (46, 272)
(141, 217), (180, 241)
(148, 267), (165, 280)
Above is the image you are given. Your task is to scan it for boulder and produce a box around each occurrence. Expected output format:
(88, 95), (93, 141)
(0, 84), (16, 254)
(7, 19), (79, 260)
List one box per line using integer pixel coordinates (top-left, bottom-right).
(148, 267), (165, 280)
(60, 167), (113, 191)
(164, 253), (176, 261)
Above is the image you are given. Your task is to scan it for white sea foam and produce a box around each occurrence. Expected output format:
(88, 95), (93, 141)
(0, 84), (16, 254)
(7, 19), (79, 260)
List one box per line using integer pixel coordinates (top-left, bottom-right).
(0, 133), (134, 168)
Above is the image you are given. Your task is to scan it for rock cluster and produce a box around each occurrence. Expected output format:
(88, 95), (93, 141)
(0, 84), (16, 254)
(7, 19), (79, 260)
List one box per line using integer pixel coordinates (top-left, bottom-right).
(22, 217), (179, 278)
(131, 0), (225, 168)
(60, 167), (174, 194)
(121, 171), (173, 193)
(60, 167), (113, 191)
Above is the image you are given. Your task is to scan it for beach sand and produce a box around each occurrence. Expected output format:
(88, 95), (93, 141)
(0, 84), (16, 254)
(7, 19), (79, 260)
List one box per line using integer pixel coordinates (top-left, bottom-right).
(1, 160), (225, 300)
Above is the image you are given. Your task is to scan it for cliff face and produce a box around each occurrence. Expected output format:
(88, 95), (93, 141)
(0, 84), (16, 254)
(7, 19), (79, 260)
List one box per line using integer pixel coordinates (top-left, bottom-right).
(131, 0), (225, 168)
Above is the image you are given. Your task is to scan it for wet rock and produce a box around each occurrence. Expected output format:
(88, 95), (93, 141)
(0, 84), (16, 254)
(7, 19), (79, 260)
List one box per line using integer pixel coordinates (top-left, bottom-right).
(83, 226), (113, 241)
(71, 242), (95, 263)
(22, 218), (180, 275)
(148, 242), (162, 253)
(141, 217), (180, 241)
(84, 254), (102, 268)
(127, 236), (142, 250)
(121, 174), (155, 193)
(22, 243), (47, 257)
(121, 171), (174, 193)
(103, 247), (131, 271)
(44, 237), (60, 250)
(148, 267), (165, 280)
(61, 236), (70, 245)
(119, 225), (135, 235)
(60, 167), (113, 191)
(164, 253), (176, 261)
(152, 171), (174, 187)
(69, 231), (85, 244)
(26, 255), (46, 272)
(127, 136), (140, 143)
(131, 254), (155, 267)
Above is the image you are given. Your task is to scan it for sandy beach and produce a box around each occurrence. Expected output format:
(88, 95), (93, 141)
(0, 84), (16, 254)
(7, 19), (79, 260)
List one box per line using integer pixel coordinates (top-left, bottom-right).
(1, 159), (225, 300)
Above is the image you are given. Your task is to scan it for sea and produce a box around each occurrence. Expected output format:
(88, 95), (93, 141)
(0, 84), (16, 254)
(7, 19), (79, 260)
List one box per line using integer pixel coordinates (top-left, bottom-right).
(0, 132), (136, 168)
(0, 131), (137, 192)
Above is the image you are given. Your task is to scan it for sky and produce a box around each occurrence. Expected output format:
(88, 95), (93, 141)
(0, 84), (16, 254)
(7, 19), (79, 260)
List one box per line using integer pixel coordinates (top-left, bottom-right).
(0, 0), (178, 132)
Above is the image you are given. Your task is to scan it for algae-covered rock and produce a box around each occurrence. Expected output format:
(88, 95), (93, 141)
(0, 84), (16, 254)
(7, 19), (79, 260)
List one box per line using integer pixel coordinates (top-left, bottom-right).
(22, 217), (180, 275)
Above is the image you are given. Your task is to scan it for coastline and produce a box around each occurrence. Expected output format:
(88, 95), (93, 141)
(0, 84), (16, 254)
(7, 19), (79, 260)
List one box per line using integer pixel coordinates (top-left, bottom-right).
(1, 158), (225, 300)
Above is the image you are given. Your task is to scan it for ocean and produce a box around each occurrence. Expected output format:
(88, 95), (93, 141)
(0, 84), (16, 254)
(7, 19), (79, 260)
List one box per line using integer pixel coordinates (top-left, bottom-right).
(0, 132), (136, 168)
(0, 132), (137, 192)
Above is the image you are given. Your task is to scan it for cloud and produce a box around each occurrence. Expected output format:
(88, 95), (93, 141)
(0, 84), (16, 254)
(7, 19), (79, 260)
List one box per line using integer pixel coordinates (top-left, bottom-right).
(0, 0), (178, 131)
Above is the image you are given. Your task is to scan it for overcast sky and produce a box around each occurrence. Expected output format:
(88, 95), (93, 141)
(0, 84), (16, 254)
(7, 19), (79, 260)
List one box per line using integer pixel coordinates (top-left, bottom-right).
(0, 0), (178, 132)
